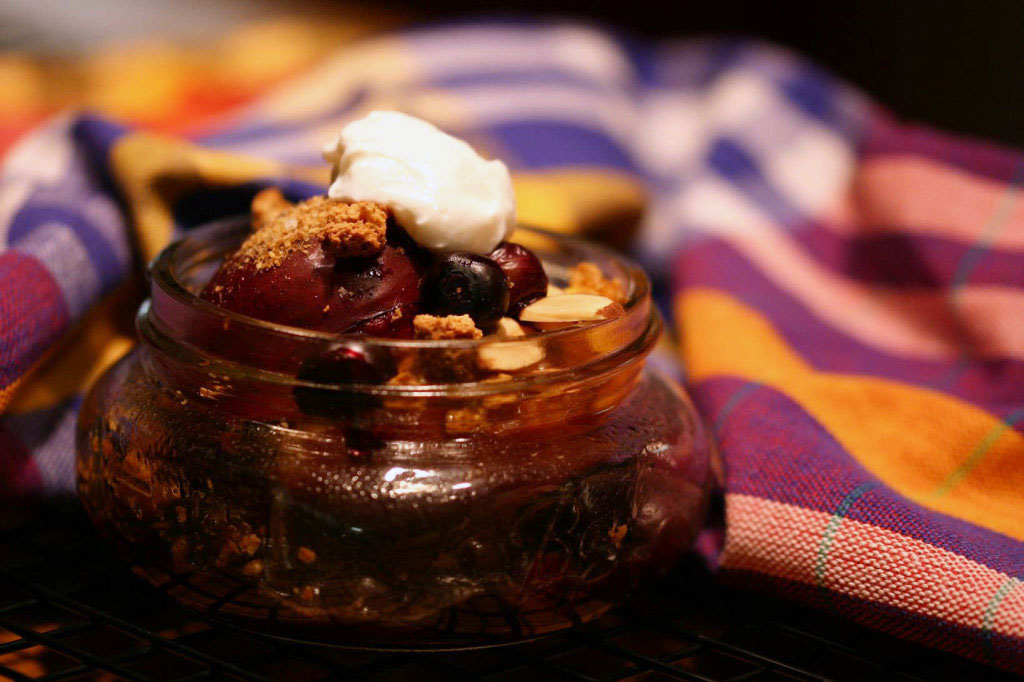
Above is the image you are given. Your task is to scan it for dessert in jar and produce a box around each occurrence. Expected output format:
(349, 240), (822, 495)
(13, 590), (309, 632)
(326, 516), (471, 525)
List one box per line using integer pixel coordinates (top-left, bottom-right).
(76, 111), (712, 647)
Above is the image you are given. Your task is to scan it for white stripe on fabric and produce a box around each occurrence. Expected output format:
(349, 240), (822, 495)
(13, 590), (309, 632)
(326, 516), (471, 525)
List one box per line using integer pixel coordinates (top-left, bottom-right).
(0, 114), (77, 247)
(634, 72), (796, 178)
(238, 38), (411, 124)
(633, 69), (856, 222)
(671, 176), (773, 239)
(0, 113), (75, 185)
(12, 222), (100, 318)
(764, 126), (855, 217)
(217, 117), (356, 164)
(633, 91), (706, 176)
(696, 80), (854, 221)
(408, 25), (634, 86)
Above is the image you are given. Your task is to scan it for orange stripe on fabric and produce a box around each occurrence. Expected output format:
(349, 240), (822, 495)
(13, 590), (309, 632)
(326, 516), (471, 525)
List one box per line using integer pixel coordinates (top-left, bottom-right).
(723, 494), (1024, 637)
(678, 289), (1024, 541)
(0, 376), (23, 414)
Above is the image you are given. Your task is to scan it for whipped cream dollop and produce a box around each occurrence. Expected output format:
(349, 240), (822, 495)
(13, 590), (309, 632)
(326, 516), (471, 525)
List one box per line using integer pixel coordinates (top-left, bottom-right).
(323, 111), (516, 254)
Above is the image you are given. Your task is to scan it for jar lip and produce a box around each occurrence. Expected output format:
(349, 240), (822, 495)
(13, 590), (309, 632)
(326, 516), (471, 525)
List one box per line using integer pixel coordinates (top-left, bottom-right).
(149, 216), (653, 351)
(143, 216), (660, 391)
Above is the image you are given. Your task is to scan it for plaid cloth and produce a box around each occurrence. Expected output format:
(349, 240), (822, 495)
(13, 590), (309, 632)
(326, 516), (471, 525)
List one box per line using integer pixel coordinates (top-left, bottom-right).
(2, 20), (1023, 673)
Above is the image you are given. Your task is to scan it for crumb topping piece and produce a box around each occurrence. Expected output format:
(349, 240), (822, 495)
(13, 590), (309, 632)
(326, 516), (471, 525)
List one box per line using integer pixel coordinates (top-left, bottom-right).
(230, 196), (388, 271)
(251, 187), (293, 231)
(566, 262), (627, 303)
(413, 314), (483, 340)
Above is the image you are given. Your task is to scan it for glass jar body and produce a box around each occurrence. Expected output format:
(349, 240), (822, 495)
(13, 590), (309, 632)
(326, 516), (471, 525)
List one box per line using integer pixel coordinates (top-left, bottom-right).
(77, 346), (710, 647)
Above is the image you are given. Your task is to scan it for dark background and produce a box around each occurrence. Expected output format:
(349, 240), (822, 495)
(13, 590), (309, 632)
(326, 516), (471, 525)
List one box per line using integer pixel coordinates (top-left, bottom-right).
(417, 0), (1024, 147)
(4, 0), (1022, 146)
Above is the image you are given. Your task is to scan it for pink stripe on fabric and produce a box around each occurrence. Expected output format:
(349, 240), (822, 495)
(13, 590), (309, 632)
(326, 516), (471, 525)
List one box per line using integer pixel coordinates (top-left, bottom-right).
(722, 494), (1024, 638)
(851, 157), (1024, 249)
(692, 197), (1024, 360)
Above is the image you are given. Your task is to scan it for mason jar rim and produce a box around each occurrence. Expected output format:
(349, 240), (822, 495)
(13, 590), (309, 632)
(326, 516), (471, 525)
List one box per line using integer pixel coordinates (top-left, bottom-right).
(141, 216), (661, 395)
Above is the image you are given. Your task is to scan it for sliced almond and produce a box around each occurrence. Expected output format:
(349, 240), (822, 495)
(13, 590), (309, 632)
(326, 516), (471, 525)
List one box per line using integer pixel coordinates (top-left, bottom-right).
(519, 294), (623, 324)
(495, 317), (527, 338)
(479, 317), (543, 371)
(478, 342), (544, 371)
(546, 283), (565, 297)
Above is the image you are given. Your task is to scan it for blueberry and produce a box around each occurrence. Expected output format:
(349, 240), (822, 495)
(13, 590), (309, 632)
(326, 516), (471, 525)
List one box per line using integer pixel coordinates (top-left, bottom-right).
(293, 344), (393, 419)
(422, 252), (509, 333)
(489, 242), (548, 314)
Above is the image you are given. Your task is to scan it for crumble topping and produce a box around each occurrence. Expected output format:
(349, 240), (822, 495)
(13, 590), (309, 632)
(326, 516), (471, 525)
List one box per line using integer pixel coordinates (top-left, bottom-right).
(251, 187), (293, 231)
(413, 314), (483, 340)
(230, 196), (388, 271)
(566, 262), (627, 303)
(388, 356), (428, 386)
(242, 560), (263, 577)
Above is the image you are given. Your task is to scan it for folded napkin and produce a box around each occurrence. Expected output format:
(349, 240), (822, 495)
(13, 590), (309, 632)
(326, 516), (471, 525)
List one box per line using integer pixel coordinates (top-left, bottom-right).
(1, 21), (1022, 673)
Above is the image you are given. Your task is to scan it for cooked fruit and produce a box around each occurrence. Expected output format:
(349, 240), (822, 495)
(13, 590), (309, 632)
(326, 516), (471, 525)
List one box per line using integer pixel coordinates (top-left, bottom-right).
(422, 252), (509, 333)
(201, 238), (426, 338)
(489, 242), (548, 314)
(344, 302), (416, 338)
(293, 343), (393, 418)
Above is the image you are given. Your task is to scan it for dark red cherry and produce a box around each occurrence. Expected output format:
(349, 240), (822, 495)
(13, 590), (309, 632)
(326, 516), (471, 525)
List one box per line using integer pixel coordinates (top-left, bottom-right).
(201, 241), (426, 337)
(489, 242), (548, 314)
(293, 343), (394, 419)
(332, 247), (424, 337)
(344, 302), (416, 338)
(422, 252), (509, 333)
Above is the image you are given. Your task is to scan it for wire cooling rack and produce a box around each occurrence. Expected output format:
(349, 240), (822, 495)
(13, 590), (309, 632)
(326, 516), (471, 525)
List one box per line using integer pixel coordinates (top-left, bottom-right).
(0, 500), (1014, 682)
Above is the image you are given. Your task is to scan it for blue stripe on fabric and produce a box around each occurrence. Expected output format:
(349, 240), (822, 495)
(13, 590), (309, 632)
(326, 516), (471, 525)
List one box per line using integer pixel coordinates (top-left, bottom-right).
(487, 120), (635, 171)
(712, 381), (762, 438)
(8, 205), (126, 292)
(779, 70), (840, 126)
(707, 138), (802, 225)
(72, 116), (127, 160)
(950, 161), (1024, 292)
(616, 33), (658, 87)
(815, 482), (877, 593)
(778, 67), (867, 142)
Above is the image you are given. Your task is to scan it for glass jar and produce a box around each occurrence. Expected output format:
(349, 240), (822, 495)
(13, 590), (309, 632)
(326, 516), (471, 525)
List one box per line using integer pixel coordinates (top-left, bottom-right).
(76, 218), (712, 648)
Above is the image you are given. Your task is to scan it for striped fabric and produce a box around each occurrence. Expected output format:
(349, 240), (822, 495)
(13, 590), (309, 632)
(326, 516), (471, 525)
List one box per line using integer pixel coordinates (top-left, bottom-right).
(1, 20), (1023, 673)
